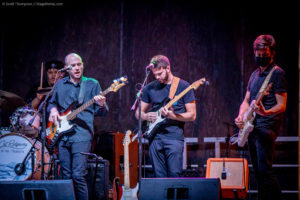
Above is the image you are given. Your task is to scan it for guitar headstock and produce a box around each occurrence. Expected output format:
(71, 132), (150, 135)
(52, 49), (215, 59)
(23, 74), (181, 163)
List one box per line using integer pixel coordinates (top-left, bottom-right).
(191, 77), (209, 90)
(123, 130), (132, 146)
(109, 76), (128, 92)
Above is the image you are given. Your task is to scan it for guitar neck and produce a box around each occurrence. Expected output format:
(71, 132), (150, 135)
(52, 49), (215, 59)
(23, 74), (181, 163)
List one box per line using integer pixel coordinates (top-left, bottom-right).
(124, 141), (130, 189)
(67, 88), (110, 120)
(165, 85), (193, 109)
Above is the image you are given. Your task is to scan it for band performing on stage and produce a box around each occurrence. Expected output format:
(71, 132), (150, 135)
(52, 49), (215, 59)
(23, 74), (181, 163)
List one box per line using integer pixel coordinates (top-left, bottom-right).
(0, 35), (288, 200)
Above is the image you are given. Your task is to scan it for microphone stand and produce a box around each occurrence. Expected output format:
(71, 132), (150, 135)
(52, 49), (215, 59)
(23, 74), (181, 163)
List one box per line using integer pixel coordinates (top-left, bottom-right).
(28, 71), (64, 180)
(130, 69), (151, 184)
(14, 138), (38, 178)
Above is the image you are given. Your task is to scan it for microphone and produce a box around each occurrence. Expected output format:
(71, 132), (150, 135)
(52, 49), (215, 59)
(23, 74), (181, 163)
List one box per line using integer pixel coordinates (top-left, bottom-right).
(14, 163), (25, 176)
(145, 63), (154, 70)
(58, 65), (73, 72)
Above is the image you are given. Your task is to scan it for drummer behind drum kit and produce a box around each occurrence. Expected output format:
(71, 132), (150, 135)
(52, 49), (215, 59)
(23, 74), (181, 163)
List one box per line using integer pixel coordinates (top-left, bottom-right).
(0, 90), (50, 181)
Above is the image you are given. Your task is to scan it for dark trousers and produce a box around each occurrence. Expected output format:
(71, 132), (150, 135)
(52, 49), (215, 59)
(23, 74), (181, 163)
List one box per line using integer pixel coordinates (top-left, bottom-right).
(58, 140), (91, 200)
(149, 138), (184, 177)
(248, 127), (282, 200)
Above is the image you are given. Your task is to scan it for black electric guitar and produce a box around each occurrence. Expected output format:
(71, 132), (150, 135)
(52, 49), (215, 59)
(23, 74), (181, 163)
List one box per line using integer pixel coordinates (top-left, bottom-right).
(143, 78), (208, 140)
(46, 76), (128, 147)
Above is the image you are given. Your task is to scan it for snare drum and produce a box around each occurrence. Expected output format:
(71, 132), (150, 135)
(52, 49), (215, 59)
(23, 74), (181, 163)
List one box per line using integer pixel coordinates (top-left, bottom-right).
(10, 107), (40, 137)
(0, 133), (50, 181)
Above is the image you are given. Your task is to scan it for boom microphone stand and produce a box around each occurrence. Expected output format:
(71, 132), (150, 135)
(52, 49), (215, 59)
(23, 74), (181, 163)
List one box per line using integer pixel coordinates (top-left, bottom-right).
(29, 71), (64, 179)
(131, 68), (151, 184)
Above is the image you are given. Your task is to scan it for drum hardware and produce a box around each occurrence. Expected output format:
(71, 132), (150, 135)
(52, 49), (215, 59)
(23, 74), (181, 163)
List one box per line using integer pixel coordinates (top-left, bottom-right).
(14, 138), (38, 179)
(0, 127), (11, 136)
(9, 106), (40, 138)
(36, 87), (53, 95)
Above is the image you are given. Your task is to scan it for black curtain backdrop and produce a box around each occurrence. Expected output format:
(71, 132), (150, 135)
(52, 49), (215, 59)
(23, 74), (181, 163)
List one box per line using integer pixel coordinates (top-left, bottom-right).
(0, 1), (298, 164)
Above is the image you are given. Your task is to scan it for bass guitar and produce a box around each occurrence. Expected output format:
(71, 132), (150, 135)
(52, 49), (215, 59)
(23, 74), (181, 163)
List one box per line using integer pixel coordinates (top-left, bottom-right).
(236, 83), (273, 147)
(46, 76), (128, 147)
(143, 78), (208, 140)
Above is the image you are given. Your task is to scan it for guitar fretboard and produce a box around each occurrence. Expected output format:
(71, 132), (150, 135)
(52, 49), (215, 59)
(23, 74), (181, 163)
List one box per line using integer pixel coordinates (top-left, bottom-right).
(165, 85), (195, 109)
(67, 88), (110, 120)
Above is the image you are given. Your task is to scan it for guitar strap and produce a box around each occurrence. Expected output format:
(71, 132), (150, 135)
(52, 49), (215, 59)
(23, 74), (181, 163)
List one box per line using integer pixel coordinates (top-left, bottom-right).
(169, 76), (180, 99)
(258, 65), (277, 94)
(78, 76), (87, 105)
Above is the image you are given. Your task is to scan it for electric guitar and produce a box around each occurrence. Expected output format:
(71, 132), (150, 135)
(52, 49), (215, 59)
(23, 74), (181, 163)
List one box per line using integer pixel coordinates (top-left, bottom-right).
(119, 130), (139, 200)
(143, 78), (208, 140)
(46, 76), (128, 147)
(236, 83), (273, 147)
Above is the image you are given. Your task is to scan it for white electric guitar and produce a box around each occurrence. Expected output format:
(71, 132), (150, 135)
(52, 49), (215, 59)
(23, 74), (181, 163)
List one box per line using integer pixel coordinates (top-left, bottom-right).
(120, 130), (139, 200)
(236, 83), (273, 147)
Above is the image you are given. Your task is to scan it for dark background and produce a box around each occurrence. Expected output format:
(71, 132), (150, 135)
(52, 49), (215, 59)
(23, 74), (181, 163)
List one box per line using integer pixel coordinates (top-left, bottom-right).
(0, 0), (299, 188)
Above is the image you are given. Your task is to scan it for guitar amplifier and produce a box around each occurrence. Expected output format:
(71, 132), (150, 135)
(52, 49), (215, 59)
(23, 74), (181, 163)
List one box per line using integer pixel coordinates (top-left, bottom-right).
(206, 158), (249, 199)
(86, 159), (110, 200)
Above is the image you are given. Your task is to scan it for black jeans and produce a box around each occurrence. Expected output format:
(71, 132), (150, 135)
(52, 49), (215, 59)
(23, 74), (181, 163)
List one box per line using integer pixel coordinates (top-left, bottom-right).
(58, 139), (91, 200)
(248, 127), (282, 200)
(149, 137), (184, 177)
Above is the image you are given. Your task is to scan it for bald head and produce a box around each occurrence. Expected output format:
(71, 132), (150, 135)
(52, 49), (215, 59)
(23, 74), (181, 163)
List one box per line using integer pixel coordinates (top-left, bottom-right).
(64, 53), (83, 65)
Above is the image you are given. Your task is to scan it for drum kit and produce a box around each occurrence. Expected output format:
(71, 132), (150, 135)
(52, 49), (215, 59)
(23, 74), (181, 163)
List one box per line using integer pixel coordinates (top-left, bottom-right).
(0, 90), (51, 181)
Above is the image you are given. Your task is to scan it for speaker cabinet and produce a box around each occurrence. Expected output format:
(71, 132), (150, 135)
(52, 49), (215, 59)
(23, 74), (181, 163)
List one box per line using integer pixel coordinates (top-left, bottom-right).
(0, 180), (75, 200)
(139, 178), (221, 200)
(206, 158), (249, 199)
(86, 159), (110, 200)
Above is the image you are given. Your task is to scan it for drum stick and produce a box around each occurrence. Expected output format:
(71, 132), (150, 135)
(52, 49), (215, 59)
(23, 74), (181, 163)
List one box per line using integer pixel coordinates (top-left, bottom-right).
(40, 62), (44, 88)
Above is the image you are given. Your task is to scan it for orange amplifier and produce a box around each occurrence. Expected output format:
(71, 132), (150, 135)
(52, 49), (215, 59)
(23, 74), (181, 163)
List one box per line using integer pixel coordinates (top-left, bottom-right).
(206, 158), (249, 199)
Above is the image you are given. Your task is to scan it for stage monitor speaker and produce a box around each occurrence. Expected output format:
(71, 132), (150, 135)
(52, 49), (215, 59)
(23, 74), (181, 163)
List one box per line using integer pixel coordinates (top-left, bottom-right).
(86, 159), (110, 200)
(0, 179), (75, 200)
(139, 178), (221, 200)
(206, 158), (249, 199)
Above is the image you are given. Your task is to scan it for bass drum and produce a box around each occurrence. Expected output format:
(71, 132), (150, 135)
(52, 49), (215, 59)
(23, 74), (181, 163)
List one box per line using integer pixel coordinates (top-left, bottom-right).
(0, 133), (50, 181)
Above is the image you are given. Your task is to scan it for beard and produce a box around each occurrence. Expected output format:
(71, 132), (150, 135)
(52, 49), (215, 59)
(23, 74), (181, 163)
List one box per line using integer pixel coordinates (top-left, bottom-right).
(158, 71), (169, 84)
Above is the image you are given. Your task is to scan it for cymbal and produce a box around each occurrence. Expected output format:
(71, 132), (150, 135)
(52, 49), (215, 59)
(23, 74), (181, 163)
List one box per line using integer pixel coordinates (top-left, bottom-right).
(37, 87), (52, 94)
(0, 90), (25, 111)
